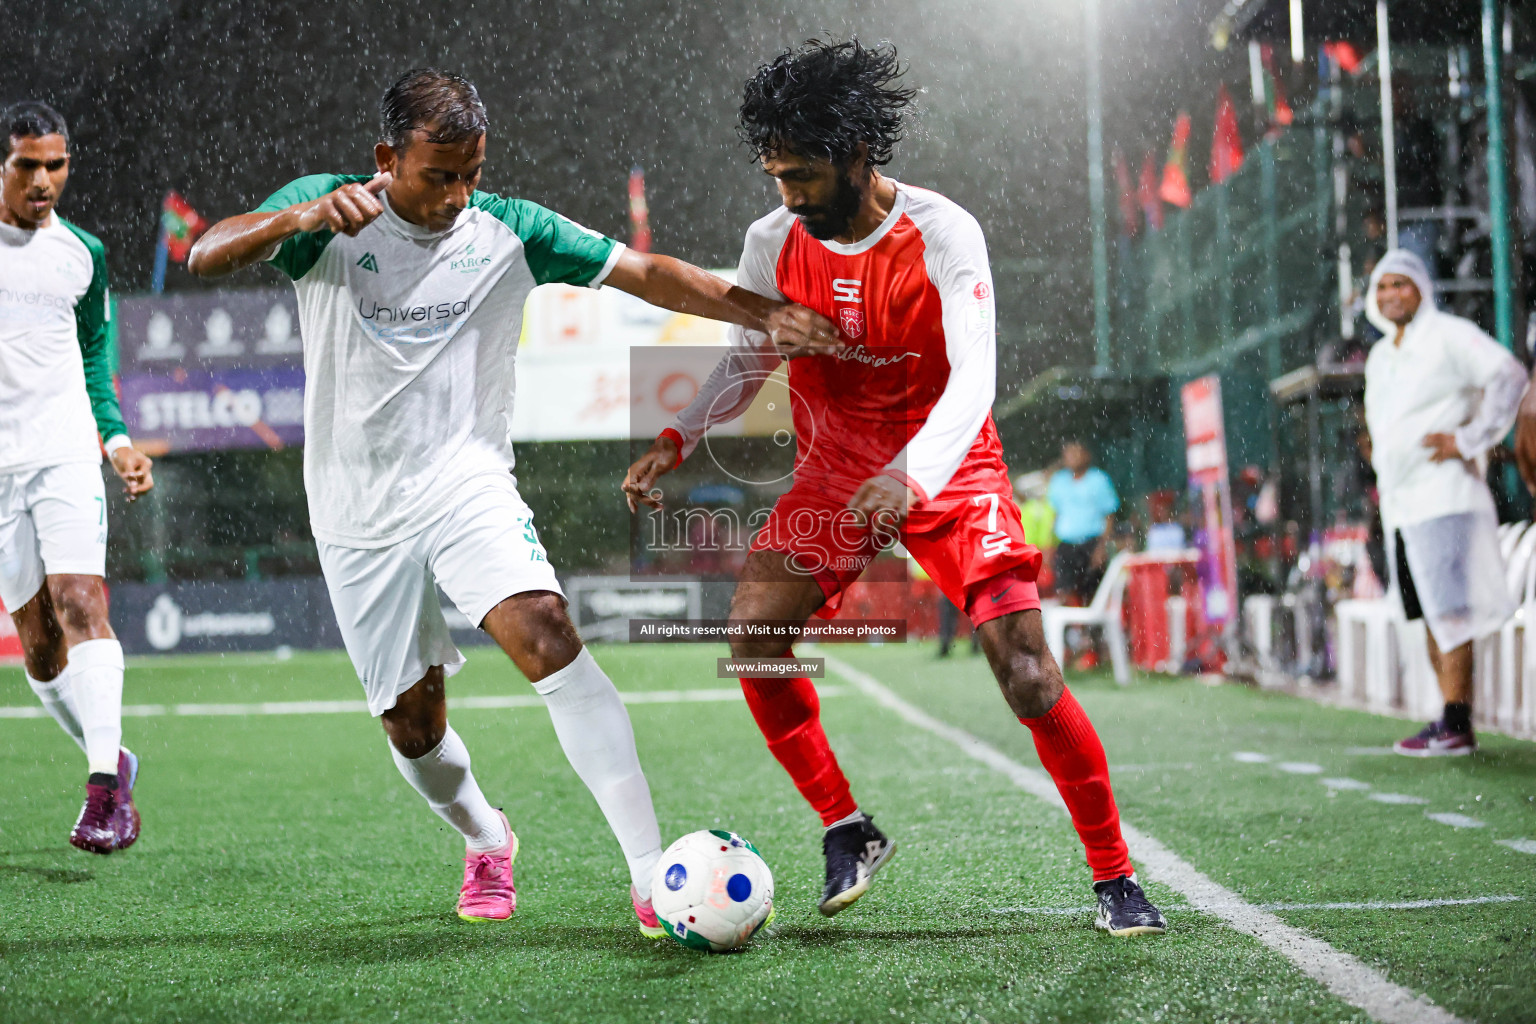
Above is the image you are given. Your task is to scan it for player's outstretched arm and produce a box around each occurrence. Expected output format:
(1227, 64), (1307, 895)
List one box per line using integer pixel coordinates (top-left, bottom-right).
(621, 435), (680, 512)
(188, 174), (392, 277)
(603, 249), (837, 357)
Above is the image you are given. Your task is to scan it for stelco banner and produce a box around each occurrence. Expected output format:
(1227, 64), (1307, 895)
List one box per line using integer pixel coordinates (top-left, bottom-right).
(117, 288), (306, 453)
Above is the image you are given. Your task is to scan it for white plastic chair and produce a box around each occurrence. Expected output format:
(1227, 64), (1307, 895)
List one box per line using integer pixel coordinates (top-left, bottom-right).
(1043, 550), (1133, 685)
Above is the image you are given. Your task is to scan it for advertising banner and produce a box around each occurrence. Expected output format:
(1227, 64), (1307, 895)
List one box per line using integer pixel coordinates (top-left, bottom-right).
(110, 578), (341, 655)
(112, 282), (743, 448)
(1180, 375), (1238, 628)
(120, 367), (306, 452)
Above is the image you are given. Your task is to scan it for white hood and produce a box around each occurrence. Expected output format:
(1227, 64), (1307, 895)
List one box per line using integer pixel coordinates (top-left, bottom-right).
(1365, 248), (1436, 336)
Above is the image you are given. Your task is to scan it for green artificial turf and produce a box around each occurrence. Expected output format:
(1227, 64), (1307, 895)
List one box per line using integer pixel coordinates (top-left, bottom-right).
(1, 644), (1532, 1023)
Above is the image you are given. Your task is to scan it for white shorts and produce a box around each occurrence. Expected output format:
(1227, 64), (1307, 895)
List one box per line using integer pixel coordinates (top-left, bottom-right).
(317, 474), (562, 716)
(0, 462), (108, 612)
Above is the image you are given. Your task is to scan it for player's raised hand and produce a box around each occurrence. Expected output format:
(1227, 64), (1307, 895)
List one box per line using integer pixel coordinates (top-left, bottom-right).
(295, 173), (392, 236)
(622, 435), (681, 513)
(846, 472), (919, 529)
(765, 303), (840, 360)
(110, 446), (155, 501)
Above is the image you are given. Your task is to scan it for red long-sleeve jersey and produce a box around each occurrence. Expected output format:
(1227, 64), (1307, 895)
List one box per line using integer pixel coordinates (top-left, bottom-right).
(664, 181), (1002, 504)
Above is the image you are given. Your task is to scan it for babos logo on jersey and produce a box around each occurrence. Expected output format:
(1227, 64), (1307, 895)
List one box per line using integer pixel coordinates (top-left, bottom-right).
(450, 243), (494, 274)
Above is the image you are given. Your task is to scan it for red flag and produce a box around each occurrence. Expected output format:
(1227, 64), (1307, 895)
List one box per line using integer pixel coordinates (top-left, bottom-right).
(1113, 147), (1138, 237)
(1159, 112), (1193, 208)
(627, 165), (652, 254)
(1138, 154), (1163, 232)
(1209, 85), (1245, 185)
(1259, 45), (1294, 131)
(161, 191), (207, 263)
(1323, 41), (1363, 75)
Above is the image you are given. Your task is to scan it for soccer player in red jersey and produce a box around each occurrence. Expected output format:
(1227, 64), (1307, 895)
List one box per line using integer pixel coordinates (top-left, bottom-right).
(624, 41), (1166, 936)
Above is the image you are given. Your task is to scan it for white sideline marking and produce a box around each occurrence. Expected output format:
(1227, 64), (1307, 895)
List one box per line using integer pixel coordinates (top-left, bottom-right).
(0, 686), (847, 720)
(1370, 793), (1429, 806)
(822, 654), (1465, 1024)
(1278, 761), (1325, 774)
(1496, 839), (1536, 854)
(992, 895), (1523, 916)
(1232, 751), (1271, 763)
(1321, 778), (1373, 791)
(1425, 813), (1484, 829)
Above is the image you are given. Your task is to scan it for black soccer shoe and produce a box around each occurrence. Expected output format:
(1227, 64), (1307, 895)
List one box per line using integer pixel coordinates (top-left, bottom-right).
(1093, 875), (1167, 936)
(818, 815), (897, 917)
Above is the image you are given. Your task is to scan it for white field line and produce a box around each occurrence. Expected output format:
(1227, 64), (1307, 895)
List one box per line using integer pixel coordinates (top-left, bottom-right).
(822, 653), (1465, 1024)
(992, 894), (1524, 916)
(1424, 813), (1484, 829)
(1496, 839), (1536, 854)
(0, 685), (846, 720)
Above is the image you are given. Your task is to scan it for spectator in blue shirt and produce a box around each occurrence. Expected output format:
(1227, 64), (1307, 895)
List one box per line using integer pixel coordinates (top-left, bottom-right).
(1047, 442), (1120, 605)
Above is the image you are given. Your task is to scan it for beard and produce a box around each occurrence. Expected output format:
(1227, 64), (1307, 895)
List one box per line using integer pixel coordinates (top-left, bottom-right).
(792, 168), (865, 240)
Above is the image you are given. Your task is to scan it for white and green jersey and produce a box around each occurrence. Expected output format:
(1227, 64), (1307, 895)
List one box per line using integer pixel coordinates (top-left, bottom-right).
(255, 175), (623, 548)
(0, 214), (127, 475)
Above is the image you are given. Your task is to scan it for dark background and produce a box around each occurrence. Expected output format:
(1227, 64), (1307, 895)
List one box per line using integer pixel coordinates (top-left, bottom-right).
(9, 0), (1242, 376)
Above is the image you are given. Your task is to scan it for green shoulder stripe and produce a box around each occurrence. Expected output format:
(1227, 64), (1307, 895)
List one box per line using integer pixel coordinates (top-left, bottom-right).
(470, 192), (619, 287)
(253, 174), (370, 280)
(58, 217), (126, 443)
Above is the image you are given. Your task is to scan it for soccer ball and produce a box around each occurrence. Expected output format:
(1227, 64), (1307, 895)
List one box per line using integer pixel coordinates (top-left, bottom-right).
(650, 829), (775, 952)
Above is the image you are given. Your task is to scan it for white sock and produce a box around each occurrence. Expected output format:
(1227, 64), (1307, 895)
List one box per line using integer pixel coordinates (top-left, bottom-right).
(535, 647), (663, 899)
(390, 726), (508, 853)
(825, 807), (867, 831)
(67, 639), (124, 775)
(27, 668), (87, 753)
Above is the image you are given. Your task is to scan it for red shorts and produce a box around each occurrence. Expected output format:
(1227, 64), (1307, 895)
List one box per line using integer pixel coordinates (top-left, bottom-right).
(750, 461), (1042, 628)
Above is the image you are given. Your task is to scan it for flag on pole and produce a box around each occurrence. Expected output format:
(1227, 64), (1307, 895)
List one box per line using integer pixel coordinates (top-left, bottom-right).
(1138, 154), (1164, 232)
(1113, 147), (1139, 237)
(1258, 44), (1294, 131)
(1209, 85), (1245, 185)
(1322, 41), (1363, 75)
(627, 166), (651, 254)
(1159, 112), (1193, 208)
(161, 191), (207, 263)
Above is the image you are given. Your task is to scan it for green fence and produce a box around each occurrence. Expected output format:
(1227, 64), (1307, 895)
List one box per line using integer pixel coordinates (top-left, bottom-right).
(1116, 130), (1334, 382)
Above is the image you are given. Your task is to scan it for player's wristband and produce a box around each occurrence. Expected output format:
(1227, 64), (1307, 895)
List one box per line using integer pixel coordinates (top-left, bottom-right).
(103, 434), (133, 456)
(658, 428), (685, 470)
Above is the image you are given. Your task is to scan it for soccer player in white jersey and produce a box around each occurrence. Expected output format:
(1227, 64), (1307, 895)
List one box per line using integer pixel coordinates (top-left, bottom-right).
(189, 69), (834, 930)
(1, 101), (155, 855)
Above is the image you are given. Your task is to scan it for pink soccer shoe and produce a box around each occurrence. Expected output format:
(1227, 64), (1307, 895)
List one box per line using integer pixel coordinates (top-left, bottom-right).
(69, 781), (118, 855)
(632, 885), (665, 939)
(112, 748), (141, 851)
(1394, 720), (1476, 757)
(457, 810), (518, 922)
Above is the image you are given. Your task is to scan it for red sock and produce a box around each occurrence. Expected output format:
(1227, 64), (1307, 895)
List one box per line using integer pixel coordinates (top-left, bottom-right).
(1020, 688), (1134, 881)
(740, 676), (858, 825)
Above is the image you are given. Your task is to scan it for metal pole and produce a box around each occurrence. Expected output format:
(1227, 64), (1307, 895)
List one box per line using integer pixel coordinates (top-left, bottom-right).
(1086, 0), (1112, 372)
(1377, 0), (1398, 251)
(1289, 0), (1305, 65)
(1483, 0), (1515, 350)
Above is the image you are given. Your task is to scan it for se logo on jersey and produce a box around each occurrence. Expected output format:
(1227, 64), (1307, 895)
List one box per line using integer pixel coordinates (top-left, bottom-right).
(832, 278), (864, 339)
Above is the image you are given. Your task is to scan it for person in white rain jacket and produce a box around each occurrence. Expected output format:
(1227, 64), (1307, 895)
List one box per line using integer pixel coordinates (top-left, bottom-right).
(1363, 248), (1525, 756)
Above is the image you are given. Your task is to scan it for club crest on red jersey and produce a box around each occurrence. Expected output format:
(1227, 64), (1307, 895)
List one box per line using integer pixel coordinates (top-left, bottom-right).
(838, 306), (865, 339)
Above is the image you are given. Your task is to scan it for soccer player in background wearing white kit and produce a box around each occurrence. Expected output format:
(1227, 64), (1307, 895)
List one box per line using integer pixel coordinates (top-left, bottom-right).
(1, 101), (155, 855)
(190, 69), (835, 929)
